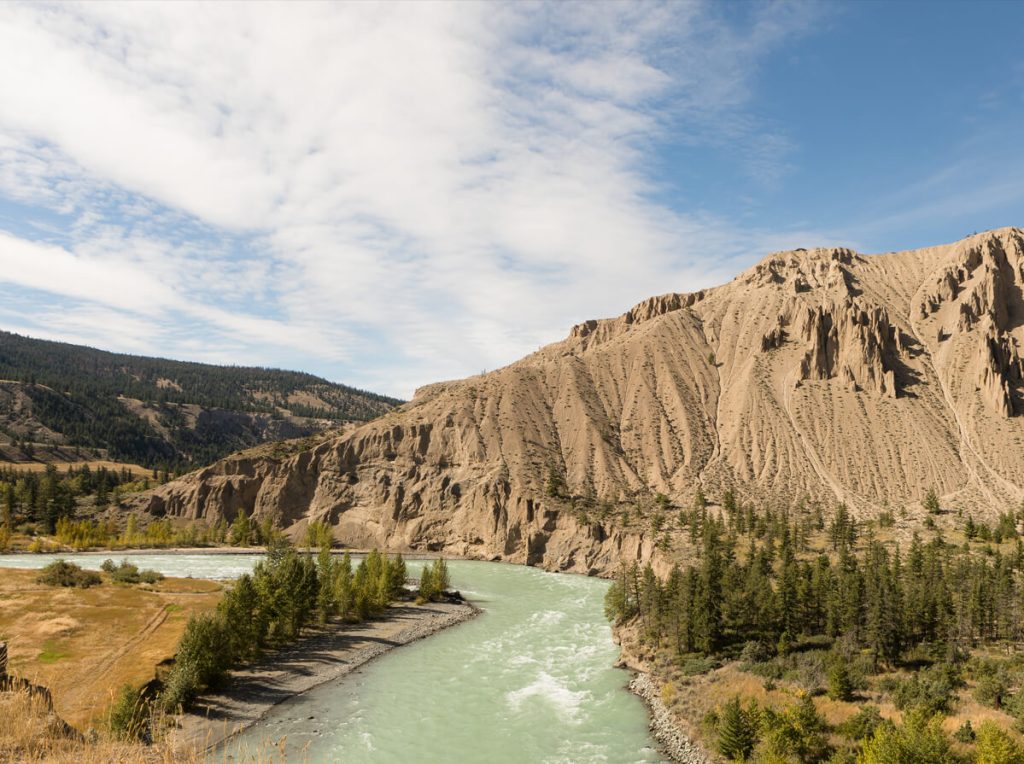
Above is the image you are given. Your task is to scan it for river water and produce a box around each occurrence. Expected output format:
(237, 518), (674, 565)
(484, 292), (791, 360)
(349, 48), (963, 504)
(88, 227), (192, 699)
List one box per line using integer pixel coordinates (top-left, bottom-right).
(0, 553), (662, 763)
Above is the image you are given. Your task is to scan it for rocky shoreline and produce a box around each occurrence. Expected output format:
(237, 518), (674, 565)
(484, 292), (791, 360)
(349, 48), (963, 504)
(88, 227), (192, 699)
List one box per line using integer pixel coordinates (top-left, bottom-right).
(628, 672), (710, 764)
(172, 599), (480, 757)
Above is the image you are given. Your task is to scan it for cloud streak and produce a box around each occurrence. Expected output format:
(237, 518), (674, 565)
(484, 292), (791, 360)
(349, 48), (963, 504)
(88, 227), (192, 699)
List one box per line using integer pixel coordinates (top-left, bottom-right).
(0, 1), (823, 396)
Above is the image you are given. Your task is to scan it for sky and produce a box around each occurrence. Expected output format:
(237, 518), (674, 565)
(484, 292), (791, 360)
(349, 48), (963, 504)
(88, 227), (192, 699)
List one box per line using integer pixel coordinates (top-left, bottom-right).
(0, 1), (1022, 399)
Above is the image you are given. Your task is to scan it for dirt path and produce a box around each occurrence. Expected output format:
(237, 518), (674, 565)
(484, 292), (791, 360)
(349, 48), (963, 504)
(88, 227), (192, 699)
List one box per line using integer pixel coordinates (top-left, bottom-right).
(90, 606), (170, 686)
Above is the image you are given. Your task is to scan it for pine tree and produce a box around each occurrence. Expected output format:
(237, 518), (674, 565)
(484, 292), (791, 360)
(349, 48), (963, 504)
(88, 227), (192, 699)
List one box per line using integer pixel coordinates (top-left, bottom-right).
(388, 553), (407, 600)
(827, 658), (854, 701)
(334, 552), (353, 620)
(229, 512), (252, 546)
(717, 696), (756, 761)
(418, 563), (437, 602)
(1, 482), (12, 530)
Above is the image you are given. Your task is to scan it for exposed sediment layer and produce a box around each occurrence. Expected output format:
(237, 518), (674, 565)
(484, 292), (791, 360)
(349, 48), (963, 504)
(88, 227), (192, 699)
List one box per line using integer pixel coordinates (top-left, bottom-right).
(131, 228), (1024, 575)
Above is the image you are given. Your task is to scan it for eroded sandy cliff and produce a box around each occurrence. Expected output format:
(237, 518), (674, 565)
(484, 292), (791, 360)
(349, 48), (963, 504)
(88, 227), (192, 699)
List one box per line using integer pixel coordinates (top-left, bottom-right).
(131, 228), (1024, 573)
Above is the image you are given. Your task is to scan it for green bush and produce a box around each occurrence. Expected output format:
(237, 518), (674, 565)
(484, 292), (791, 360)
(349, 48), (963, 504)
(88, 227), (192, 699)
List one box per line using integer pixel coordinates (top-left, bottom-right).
(974, 720), (1024, 764)
(974, 671), (1010, 709)
(838, 705), (883, 741)
(858, 707), (956, 764)
(108, 683), (148, 741)
(159, 612), (227, 712)
(159, 656), (201, 712)
(889, 663), (962, 715)
(102, 559), (164, 585)
(952, 719), (975, 743)
(740, 640), (774, 665)
(747, 648), (830, 693)
(680, 655), (720, 676)
(37, 560), (102, 588)
(756, 694), (830, 762)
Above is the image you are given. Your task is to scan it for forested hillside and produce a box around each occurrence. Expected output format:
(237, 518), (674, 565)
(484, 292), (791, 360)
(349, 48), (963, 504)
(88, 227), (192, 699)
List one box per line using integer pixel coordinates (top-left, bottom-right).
(0, 330), (400, 469)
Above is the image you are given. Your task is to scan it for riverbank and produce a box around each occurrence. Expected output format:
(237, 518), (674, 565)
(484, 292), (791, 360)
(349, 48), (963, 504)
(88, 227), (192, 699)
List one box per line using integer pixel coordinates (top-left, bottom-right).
(614, 623), (712, 764)
(628, 672), (710, 764)
(171, 599), (479, 757)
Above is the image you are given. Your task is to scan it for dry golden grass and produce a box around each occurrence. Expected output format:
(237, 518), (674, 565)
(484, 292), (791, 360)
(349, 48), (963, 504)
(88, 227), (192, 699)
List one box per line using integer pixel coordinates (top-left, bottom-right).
(0, 689), (302, 764)
(1, 460), (150, 476)
(0, 568), (222, 730)
(0, 689), (185, 763)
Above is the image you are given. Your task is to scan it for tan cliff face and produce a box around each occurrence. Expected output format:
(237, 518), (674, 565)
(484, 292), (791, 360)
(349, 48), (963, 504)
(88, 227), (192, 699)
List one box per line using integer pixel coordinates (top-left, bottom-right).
(131, 228), (1024, 574)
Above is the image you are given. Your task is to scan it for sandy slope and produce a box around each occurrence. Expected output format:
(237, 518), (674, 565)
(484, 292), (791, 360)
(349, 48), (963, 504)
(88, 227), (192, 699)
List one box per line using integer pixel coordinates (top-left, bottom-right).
(132, 229), (1024, 573)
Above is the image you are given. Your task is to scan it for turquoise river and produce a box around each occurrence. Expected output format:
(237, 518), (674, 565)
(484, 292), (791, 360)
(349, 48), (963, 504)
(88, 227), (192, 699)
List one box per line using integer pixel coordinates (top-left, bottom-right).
(0, 553), (663, 763)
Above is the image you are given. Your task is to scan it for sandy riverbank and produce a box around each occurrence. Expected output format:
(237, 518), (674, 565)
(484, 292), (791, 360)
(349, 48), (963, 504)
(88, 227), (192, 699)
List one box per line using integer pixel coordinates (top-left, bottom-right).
(171, 599), (479, 757)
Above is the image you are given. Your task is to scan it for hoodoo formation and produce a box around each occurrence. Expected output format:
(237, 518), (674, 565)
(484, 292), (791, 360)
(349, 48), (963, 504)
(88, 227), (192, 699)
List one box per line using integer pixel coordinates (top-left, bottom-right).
(132, 229), (1024, 574)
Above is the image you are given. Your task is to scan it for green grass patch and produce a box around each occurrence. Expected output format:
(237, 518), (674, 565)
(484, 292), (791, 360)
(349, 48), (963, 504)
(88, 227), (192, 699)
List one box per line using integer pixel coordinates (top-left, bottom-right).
(37, 639), (70, 663)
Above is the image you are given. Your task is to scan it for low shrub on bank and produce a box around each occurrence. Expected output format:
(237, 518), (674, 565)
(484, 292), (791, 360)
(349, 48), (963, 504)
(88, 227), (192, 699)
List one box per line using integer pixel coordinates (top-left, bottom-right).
(107, 683), (149, 742)
(37, 559), (102, 588)
(101, 558), (164, 584)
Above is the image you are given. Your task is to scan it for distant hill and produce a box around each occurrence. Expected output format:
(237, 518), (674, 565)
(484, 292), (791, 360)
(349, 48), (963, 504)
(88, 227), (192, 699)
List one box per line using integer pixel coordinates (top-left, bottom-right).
(0, 331), (401, 469)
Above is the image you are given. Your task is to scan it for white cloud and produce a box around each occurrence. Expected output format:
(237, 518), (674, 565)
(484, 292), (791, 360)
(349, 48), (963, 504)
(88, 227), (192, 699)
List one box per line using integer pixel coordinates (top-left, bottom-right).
(0, 1), (825, 397)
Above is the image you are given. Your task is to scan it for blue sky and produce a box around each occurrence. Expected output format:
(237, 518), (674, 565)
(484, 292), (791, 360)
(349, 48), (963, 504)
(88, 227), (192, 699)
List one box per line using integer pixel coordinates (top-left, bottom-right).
(0, 1), (1021, 398)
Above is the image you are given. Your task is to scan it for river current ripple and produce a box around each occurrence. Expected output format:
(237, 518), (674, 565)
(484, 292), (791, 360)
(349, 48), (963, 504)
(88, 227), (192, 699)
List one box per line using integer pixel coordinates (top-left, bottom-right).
(0, 553), (663, 763)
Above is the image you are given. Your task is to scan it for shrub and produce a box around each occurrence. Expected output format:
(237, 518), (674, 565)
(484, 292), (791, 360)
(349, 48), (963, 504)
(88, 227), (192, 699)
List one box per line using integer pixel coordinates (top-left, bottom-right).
(159, 657), (201, 712)
(680, 655), (719, 676)
(757, 694), (830, 763)
(107, 683), (147, 741)
(890, 663), (962, 715)
(975, 671), (1010, 709)
(159, 612), (229, 711)
(103, 559), (165, 585)
(858, 707), (956, 764)
(418, 558), (451, 603)
(952, 719), (975, 743)
(974, 721), (1024, 764)
(838, 705), (884, 742)
(740, 640), (774, 665)
(37, 560), (102, 588)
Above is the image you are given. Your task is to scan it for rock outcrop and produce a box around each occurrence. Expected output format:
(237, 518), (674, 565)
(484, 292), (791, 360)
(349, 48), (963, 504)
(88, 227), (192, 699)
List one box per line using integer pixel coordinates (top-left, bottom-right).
(131, 228), (1024, 574)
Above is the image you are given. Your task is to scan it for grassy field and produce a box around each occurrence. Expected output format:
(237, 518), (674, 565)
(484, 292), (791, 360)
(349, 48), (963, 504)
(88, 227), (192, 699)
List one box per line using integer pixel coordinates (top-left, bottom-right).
(0, 568), (222, 731)
(0, 459), (152, 476)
